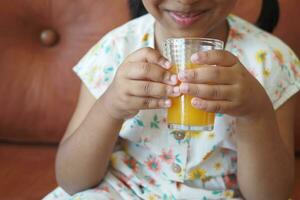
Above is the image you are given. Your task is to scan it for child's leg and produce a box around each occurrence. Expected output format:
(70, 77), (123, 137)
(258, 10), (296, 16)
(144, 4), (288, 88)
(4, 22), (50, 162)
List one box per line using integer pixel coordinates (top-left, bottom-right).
(42, 187), (70, 200)
(42, 179), (124, 200)
(42, 171), (141, 200)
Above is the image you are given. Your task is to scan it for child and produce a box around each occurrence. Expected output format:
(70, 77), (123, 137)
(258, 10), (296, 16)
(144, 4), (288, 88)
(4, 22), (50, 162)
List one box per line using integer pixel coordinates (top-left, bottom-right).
(44, 0), (299, 199)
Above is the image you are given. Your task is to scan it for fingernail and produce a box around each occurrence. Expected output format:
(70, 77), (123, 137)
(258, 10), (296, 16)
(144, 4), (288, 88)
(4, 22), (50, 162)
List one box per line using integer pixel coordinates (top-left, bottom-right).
(164, 99), (171, 107)
(191, 98), (203, 108)
(191, 52), (205, 63)
(172, 86), (181, 96)
(191, 53), (200, 62)
(170, 74), (178, 84)
(163, 60), (172, 69)
(178, 71), (188, 81)
(180, 83), (189, 93)
(165, 74), (177, 85)
(192, 98), (206, 109)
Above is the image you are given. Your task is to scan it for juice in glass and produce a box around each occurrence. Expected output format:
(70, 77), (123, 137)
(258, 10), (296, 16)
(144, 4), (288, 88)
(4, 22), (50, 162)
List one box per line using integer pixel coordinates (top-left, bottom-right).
(163, 38), (224, 131)
(167, 63), (215, 131)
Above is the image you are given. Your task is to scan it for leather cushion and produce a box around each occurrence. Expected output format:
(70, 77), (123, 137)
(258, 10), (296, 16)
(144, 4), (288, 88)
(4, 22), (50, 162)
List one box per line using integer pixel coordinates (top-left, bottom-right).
(0, 0), (130, 144)
(292, 157), (300, 199)
(0, 143), (299, 200)
(0, 144), (57, 200)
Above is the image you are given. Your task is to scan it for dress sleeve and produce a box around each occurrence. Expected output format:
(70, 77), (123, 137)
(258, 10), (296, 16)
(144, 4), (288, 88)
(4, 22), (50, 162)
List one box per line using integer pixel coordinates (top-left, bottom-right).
(254, 40), (300, 110)
(73, 33), (123, 99)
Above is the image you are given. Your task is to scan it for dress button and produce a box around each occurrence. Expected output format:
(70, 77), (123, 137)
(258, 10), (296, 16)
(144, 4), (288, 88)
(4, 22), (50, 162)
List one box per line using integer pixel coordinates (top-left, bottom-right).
(172, 163), (182, 173)
(172, 130), (186, 140)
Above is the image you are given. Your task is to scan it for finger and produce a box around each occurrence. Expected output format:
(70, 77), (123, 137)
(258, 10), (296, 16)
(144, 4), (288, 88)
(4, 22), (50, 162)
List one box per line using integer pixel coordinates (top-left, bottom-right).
(180, 83), (234, 101)
(191, 50), (237, 67)
(124, 62), (178, 85)
(127, 47), (171, 69)
(178, 65), (234, 84)
(127, 81), (181, 98)
(128, 96), (172, 110)
(191, 98), (233, 114)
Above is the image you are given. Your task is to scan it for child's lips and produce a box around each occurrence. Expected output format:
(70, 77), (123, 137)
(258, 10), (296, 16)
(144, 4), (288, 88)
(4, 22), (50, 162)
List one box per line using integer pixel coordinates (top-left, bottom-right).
(168, 10), (207, 27)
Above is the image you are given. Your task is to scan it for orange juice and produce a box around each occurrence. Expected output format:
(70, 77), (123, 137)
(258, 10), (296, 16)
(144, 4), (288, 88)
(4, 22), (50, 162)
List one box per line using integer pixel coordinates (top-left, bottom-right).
(167, 63), (215, 130)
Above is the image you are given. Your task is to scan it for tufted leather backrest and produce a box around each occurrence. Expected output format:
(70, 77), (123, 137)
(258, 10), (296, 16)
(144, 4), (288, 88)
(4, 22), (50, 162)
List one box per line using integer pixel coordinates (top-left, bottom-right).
(0, 0), (299, 147)
(0, 0), (130, 144)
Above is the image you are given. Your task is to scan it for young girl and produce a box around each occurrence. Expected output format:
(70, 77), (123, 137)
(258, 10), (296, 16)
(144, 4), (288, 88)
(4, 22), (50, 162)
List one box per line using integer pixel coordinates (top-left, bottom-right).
(44, 0), (299, 199)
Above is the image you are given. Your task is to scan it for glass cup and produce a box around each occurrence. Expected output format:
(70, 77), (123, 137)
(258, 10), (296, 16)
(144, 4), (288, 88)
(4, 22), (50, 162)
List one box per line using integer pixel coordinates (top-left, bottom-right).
(163, 38), (224, 131)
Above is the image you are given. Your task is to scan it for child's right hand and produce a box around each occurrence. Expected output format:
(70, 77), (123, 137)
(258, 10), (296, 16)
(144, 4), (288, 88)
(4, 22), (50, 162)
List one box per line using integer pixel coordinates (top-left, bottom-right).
(101, 47), (180, 120)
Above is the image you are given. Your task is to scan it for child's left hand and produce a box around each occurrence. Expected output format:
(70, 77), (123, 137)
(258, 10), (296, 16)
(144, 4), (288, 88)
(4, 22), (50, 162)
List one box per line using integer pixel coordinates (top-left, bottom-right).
(178, 50), (272, 118)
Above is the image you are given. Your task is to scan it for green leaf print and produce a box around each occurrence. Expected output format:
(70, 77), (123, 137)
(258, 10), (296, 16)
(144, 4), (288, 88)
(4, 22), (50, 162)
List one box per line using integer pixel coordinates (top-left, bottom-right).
(90, 43), (102, 55)
(151, 122), (159, 129)
(212, 190), (222, 195)
(175, 154), (181, 163)
(162, 194), (168, 200)
(227, 15), (236, 22)
(104, 46), (111, 54)
(103, 66), (114, 74)
(216, 113), (224, 117)
(134, 119), (144, 127)
(150, 114), (160, 129)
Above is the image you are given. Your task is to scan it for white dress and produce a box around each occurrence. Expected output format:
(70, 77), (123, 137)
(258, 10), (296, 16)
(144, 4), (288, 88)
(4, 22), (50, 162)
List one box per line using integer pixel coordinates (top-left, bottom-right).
(44, 14), (300, 200)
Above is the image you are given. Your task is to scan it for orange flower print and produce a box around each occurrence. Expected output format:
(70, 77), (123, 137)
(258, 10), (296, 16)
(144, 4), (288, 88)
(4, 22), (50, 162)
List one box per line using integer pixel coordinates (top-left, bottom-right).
(223, 174), (238, 188)
(142, 33), (149, 42)
(147, 194), (159, 200)
(123, 157), (139, 173)
(148, 177), (156, 186)
(273, 49), (284, 65)
(110, 154), (117, 168)
(230, 157), (238, 164)
(214, 162), (222, 171)
(203, 151), (213, 161)
(137, 136), (150, 147)
(275, 90), (282, 100)
(274, 80), (285, 99)
(97, 185), (110, 193)
(291, 60), (300, 78)
(145, 156), (161, 173)
(73, 196), (82, 200)
(263, 67), (271, 78)
(256, 50), (267, 64)
(144, 175), (160, 188)
(122, 140), (129, 153)
(223, 190), (234, 198)
(159, 149), (175, 164)
(118, 173), (132, 189)
(208, 132), (215, 140)
(176, 182), (182, 190)
(189, 167), (207, 181)
(229, 28), (244, 40)
(221, 148), (230, 154)
(187, 130), (203, 139)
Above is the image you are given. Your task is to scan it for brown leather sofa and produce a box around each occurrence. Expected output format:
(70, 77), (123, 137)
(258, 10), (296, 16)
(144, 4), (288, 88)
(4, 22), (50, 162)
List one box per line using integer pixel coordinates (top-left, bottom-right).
(0, 1), (299, 199)
(0, 1), (130, 199)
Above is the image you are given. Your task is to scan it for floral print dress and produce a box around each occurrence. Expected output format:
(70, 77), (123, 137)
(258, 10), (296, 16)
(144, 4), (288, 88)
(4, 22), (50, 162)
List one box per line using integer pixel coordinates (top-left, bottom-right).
(44, 14), (300, 200)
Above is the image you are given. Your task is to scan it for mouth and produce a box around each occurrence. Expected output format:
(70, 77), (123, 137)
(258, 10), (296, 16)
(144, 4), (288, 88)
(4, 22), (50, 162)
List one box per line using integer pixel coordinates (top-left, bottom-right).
(167, 10), (209, 27)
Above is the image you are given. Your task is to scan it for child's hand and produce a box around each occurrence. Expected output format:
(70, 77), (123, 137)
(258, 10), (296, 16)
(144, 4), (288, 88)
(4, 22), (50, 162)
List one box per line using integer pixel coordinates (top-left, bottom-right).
(102, 47), (179, 120)
(178, 50), (271, 118)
